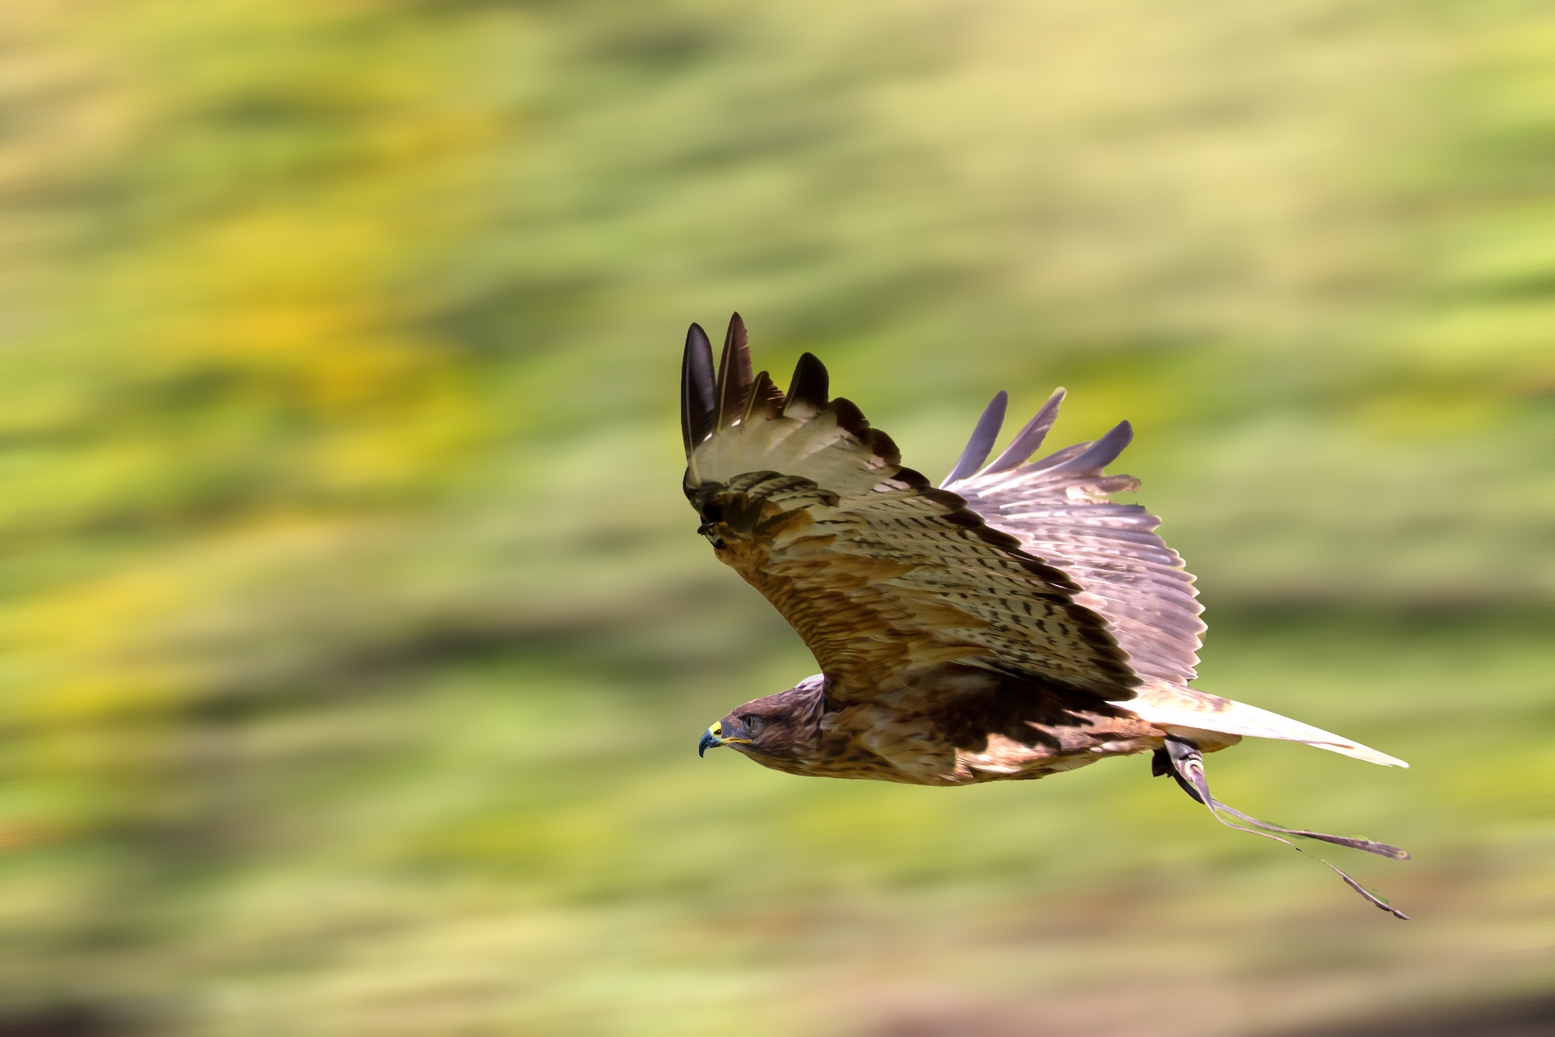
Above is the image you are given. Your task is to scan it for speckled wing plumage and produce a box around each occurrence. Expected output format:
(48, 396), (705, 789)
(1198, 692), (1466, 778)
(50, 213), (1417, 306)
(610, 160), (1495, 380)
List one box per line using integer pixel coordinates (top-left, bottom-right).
(944, 391), (1205, 687)
(681, 316), (1139, 701)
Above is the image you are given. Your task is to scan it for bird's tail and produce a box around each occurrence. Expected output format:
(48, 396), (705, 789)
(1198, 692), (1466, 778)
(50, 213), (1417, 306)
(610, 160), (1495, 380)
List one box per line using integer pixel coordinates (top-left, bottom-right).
(1122, 680), (1408, 769)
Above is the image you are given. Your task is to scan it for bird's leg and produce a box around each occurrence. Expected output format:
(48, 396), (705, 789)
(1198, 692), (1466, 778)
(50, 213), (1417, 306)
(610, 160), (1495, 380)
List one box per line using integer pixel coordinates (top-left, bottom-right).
(1154, 736), (1411, 920)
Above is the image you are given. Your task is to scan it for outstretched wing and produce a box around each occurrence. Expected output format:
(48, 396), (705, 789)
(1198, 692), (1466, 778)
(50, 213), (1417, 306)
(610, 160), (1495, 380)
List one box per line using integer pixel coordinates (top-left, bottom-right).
(939, 391), (1412, 770)
(681, 315), (1138, 701)
(944, 392), (1205, 686)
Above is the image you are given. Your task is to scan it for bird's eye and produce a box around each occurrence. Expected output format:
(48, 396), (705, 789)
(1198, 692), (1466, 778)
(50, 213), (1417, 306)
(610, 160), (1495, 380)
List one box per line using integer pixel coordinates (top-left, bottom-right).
(743, 715), (763, 734)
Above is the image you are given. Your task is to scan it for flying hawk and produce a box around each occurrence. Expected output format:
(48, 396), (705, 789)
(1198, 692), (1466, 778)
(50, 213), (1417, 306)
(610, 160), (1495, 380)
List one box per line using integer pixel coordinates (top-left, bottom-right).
(683, 314), (1409, 917)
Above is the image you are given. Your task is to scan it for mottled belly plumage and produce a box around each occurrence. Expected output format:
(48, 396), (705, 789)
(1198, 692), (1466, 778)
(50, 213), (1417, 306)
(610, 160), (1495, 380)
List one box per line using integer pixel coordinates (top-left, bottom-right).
(770, 701), (1165, 787)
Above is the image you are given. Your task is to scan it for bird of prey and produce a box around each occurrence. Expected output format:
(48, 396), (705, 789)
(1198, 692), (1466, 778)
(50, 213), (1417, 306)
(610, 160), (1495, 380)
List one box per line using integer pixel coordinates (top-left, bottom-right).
(683, 314), (1409, 917)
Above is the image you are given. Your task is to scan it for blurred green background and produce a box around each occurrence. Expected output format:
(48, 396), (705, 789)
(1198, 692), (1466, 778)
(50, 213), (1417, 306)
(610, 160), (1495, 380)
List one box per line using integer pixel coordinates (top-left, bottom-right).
(2, 1), (1552, 1034)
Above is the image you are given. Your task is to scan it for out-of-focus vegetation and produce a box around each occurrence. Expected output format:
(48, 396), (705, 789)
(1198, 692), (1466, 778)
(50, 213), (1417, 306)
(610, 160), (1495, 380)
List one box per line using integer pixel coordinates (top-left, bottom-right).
(2, 1), (1551, 1034)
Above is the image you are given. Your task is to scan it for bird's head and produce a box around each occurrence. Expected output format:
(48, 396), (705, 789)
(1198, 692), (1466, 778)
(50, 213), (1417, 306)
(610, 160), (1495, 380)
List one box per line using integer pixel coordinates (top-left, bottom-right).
(698, 676), (826, 768)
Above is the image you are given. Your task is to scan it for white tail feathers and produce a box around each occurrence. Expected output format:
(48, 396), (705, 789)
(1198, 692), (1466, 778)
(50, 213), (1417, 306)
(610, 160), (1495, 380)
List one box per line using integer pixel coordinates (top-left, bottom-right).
(1124, 680), (1409, 769)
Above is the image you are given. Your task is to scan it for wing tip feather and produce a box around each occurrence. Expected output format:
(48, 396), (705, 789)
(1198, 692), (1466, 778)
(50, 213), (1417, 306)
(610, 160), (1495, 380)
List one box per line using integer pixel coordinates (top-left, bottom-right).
(982, 387), (1068, 475)
(681, 322), (716, 457)
(831, 396), (870, 440)
(783, 352), (830, 417)
(942, 391), (1009, 486)
(714, 312), (754, 430)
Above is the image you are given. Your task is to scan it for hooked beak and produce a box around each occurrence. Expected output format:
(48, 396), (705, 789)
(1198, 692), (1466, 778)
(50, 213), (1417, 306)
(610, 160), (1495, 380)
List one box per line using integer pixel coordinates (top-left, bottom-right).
(698, 722), (724, 757)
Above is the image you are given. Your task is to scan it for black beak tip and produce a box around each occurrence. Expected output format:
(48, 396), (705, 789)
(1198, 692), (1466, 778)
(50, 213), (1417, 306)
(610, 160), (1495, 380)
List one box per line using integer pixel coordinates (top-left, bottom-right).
(698, 730), (719, 758)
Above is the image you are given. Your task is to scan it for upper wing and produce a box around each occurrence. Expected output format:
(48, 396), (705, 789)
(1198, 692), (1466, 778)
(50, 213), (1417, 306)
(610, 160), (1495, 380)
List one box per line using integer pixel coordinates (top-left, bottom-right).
(681, 315), (1138, 701)
(944, 392), (1205, 685)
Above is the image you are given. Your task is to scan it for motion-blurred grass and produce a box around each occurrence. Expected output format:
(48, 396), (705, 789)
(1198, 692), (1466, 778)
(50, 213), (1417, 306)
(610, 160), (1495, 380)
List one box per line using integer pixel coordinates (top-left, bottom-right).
(1, 1), (1551, 1034)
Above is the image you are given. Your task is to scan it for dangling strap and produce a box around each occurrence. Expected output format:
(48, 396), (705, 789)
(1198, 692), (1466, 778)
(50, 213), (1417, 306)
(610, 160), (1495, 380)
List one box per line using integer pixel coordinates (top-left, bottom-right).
(1158, 737), (1411, 920)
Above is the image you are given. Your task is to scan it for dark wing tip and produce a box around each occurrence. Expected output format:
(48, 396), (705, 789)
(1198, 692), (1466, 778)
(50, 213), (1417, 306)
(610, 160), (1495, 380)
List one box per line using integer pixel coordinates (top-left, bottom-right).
(941, 390), (1009, 487)
(745, 370), (785, 422)
(681, 322), (717, 456)
(782, 352), (830, 417)
(869, 429), (903, 467)
(830, 396), (870, 439)
(714, 313), (754, 430)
